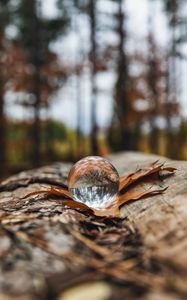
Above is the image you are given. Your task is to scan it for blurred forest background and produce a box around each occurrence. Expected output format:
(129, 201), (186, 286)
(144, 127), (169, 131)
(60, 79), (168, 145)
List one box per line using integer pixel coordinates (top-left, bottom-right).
(0, 0), (187, 179)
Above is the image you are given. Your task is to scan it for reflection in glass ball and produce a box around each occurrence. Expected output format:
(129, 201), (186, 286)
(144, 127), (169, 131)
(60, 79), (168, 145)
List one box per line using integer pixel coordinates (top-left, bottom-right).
(68, 156), (119, 208)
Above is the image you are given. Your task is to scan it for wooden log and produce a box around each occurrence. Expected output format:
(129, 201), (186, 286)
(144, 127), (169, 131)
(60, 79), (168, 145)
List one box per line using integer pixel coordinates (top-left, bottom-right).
(0, 152), (186, 300)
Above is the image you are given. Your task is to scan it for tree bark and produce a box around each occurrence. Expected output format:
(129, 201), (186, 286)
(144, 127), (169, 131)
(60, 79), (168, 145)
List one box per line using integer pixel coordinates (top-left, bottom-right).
(0, 152), (187, 299)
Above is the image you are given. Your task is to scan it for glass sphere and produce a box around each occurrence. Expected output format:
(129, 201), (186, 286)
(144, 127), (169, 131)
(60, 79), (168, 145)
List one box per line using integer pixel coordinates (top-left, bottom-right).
(68, 156), (119, 208)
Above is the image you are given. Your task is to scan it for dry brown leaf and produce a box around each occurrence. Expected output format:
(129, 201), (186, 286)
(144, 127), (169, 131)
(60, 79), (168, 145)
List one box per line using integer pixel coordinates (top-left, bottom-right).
(22, 161), (176, 218)
(22, 187), (72, 199)
(119, 161), (176, 192)
(92, 187), (168, 218)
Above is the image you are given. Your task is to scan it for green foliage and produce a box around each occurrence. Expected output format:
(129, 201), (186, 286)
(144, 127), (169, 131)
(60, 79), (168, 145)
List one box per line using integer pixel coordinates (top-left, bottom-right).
(6, 119), (68, 142)
(7, 120), (26, 140)
(44, 120), (67, 141)
(6, 119), (69, 168)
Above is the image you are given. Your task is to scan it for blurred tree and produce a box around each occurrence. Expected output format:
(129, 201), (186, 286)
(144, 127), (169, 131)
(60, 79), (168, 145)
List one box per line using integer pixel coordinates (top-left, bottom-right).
(0, 0), (12, 176)
(69, 0), (99, 154)
(89, 0), (99, 155)
(112, 0), (133, 150)
(13, 0), (69, 166)
(41, 52), (68, 161)
(177, 121), (187, 159)
(148, 0), (184, 158)
(5, 41), (69, 164)
(0, 35), (6, 176)
(163, 0), (182, 157)
(57, 0), (84, 158)
(1, 49), (73, 172)
(147, 13), (160, 153)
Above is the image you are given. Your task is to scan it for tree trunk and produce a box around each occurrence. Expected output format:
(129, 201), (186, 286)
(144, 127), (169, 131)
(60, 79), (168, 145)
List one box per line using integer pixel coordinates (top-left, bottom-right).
(45, 118), (55, 163)
(115, 0), (132, 150)
(0, 152), (186, 299)
(89, 0), (98, 155)
(0, 32), (6, 178)
(147, 10), (160, 154)
(0, 84), (6, 177)
(32, 83), (41, 166)
(29, 0), (42, 167)
(76, 72), (82, 158)
(165, 0), (180, 159)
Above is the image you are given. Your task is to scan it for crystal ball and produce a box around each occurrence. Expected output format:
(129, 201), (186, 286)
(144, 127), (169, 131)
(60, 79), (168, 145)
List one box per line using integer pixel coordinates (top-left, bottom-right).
(68, 156), (119, 208)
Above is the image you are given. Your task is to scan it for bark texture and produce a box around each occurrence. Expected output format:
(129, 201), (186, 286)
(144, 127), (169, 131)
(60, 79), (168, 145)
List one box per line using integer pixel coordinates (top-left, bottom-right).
(0, 152), (187, 300)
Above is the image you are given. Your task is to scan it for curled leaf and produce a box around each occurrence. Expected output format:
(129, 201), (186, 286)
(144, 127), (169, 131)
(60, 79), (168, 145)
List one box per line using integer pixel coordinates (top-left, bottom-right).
(22, 161), (176, 218)
(119, 161), (176, 192)
(22, 187), (71, 199)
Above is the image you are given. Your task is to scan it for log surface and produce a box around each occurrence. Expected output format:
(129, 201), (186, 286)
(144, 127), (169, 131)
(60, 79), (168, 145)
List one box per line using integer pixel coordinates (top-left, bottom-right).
(0, 152), (187, 300)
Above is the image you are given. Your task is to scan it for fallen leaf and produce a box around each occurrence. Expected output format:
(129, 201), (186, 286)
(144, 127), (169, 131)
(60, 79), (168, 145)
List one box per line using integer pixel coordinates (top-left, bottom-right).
(22, 161), (176, 218)
(119, 161), (176, 192)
